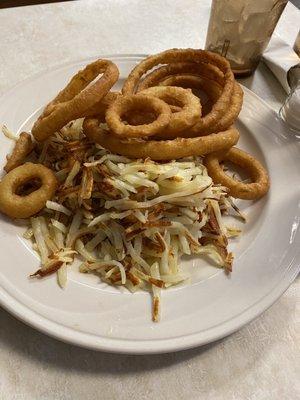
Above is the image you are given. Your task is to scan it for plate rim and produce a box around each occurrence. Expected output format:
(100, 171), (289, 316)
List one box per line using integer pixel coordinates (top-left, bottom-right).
(0, 54), (299, 354)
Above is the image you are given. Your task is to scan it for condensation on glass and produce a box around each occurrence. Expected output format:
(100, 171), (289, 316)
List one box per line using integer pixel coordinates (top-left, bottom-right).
(205, 0), (288, 76)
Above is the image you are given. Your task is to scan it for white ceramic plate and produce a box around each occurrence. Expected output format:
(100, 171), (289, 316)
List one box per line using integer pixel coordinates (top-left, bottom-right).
(0, 55), (299, 354)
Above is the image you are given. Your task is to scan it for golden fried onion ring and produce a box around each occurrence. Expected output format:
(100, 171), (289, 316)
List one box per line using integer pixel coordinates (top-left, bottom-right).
(106, 94), (171, 138)
(83, 117), (239, 161)
(204, 147), (270, 200)
(4, 132), (34, 172)
(0, 163), (57, 218)
(139, 86), (202, 138)
(129, 53), (243, 135)
(32, 59), (119, 141)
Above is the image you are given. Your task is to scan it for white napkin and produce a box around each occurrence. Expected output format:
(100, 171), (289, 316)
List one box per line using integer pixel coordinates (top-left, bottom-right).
(262, 34), (299, 93)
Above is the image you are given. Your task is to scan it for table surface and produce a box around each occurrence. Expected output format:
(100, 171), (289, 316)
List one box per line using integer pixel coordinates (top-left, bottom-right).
(0, 1), (299, 399)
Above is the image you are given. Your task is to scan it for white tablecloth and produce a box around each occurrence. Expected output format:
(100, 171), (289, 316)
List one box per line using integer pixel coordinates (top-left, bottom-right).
(0, 1), (299, 399)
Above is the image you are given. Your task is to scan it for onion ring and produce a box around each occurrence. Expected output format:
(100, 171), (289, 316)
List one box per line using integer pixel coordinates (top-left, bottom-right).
(83, 117), (239, 161)
(4, 132), (34, 172)
(0, 163), (58, 218)
(204, 147), (269, 200)
(105, 94), (171, 138)
(139, 86), (201, 138)
(122, 49), (234, 134)
(32, 59), (119, 141)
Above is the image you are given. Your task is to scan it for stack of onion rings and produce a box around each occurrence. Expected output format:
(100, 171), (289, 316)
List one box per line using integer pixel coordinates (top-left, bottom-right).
(122, 49), (237, 134)
(122, 50), (243, 136)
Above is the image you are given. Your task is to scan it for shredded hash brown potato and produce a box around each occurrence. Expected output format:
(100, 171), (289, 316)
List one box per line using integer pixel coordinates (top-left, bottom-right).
(7, 120), (241, 322)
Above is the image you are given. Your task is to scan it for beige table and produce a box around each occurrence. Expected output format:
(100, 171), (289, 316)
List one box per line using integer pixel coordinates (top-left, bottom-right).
(0, 1), (299, 399)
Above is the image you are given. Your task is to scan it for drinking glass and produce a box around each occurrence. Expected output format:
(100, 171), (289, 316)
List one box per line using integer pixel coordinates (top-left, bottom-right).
(205, 0), (288, 76)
